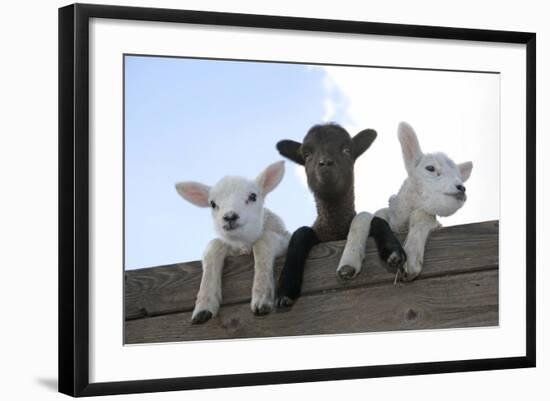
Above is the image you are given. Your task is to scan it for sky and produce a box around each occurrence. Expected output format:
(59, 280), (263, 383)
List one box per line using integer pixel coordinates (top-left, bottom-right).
(124, 55), (499, 270)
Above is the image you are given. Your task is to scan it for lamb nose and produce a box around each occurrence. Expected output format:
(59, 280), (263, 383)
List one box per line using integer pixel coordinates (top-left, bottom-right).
(456, 184), (466, 193)
(223, 212), (239, 222)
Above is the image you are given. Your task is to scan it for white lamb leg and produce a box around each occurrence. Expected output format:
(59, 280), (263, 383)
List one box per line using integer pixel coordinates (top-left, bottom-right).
(191, 238), (228, 324)
(337, 212), (373, 279)
(374, 207), (391, 221)
(402, 209), (440, 281)
(250, 231), (286, 315)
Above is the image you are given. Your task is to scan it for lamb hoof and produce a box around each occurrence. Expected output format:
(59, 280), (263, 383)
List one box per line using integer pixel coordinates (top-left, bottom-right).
(276, 295), (296, 311)
(191, 310), (213, 324)
(401, 261), (422, 282)
(387, 249), (406, 270)
(401, 271), (420, 282)
(253, 304), (273, 316)
(337, 265), (358, 280)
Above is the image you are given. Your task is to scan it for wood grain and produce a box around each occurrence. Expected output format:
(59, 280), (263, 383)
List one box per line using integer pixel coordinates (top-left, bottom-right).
(125, 221), (499, 320)
(125, 269), (498, 344)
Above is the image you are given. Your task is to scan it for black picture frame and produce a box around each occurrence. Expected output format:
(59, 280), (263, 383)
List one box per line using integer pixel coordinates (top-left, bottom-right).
(59, 3), (536, 397)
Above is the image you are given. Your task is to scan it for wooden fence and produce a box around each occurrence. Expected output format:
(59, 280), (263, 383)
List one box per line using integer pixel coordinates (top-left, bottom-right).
(125, 220), (499, 344)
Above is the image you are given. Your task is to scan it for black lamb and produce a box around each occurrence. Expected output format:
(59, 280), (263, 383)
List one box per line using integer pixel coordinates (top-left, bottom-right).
(275, 123), (406, 308)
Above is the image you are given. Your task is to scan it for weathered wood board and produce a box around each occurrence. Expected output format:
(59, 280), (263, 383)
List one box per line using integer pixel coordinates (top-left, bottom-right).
(125, 220), (499, 344)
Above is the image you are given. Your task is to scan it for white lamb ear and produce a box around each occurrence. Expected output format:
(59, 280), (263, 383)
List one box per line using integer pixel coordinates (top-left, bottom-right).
(398, 122), (423, 175)
(256, 160), (285, 195)
(458, 161), (473, 182)
(175, 181), (211, 207)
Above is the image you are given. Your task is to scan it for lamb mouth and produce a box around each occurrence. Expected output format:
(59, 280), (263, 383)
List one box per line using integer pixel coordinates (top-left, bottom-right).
(223, 223), (241, 231)
(445, 192), (466, 201)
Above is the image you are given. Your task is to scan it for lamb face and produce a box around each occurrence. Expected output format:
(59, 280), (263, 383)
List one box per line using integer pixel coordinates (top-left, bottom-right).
(410, 152), (472, 217)
(208, 176), (265, 247)
(398, 121), (473, 218)
(277, 123), (377, 201)
(301, 125), (356, 200)
(175, 160), (285, 248)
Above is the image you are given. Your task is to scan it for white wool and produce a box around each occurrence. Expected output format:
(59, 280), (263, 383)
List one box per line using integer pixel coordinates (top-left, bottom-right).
(339, 122), (473, 280)
(175, 161), (290, 321)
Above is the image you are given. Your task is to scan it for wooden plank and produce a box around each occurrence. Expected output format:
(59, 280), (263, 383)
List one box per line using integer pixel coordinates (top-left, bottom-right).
(125, 269), (498, 344)
(125, 220), (498, 320)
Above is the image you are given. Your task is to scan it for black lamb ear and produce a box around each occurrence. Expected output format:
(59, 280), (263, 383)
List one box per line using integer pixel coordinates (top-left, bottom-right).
(276, 140), (304, 165)
(352, 129), (377, 159)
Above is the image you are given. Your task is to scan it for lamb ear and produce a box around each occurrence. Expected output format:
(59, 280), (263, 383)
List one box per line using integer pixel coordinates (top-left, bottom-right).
(276, 140), (304, 165)
(256, 160), (285, 195)
(398, 121), (423, 174)
(352, 129), (377, 159)
(458, 161), (473, 182)
(175, 181), (211, 207)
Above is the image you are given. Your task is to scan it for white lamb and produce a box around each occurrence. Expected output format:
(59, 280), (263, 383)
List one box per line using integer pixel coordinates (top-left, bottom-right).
(338, 122), (473, 282)
(175, 161), (290, 324)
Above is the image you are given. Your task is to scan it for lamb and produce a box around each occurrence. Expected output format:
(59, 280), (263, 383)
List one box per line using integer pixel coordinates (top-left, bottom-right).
(339, 121), (473, 282)
(275, 123), (406, 308)
(175, 161), (290, 324)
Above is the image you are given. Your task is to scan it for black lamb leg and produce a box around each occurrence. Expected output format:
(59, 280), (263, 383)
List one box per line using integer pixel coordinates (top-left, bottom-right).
(370, 216), (406, 271)
(276, 226), (319, 310)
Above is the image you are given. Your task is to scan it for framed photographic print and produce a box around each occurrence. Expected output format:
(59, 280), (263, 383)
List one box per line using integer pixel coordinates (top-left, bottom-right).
(58, 3), (536, 397)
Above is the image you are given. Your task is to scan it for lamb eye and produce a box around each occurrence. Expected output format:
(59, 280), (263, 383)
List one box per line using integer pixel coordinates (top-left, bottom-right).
(302, 150), (311, 159)
(343, 147), (352, 155)
(425, 165), (435, 172)
(248, 193), (257, 202)
(210, 200), (217, 209)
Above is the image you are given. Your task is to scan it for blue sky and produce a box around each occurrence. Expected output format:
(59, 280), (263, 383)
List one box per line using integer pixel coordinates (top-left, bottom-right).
(124, 56), (348, 269)
(125, 56), (499, 270)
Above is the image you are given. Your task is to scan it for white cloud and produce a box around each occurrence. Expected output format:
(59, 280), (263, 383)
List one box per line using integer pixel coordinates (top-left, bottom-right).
(320, 66), (500, 226)
(321, 74), (336, 122)
(322, 98), (336, 122)
(294, 164), (308, 188)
